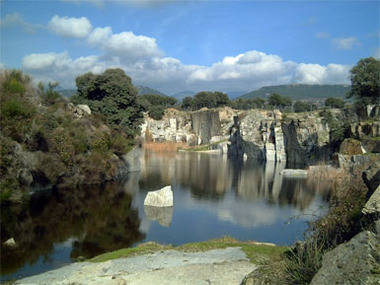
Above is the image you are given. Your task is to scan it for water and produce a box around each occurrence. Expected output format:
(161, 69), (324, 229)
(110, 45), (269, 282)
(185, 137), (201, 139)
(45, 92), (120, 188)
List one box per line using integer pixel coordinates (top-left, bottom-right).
(1, 151), (329, 281)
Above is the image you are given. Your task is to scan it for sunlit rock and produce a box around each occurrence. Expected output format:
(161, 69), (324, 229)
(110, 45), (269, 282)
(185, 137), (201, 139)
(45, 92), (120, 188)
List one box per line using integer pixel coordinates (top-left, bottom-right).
(3, 237), (16, 248)
(144, 205), (173, 227)
(144, 186), (173, 207)
(280, 169), (308, 178)
(77, 104), (91, 115)
(362, 186), (380, 216)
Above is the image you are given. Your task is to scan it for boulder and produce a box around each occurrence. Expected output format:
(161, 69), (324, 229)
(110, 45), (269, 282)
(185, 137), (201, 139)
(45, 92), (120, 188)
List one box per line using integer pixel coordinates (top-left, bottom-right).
(121, 147), (142, 173)
(144, 186), (173, 207)
(362, 186), (380, 217)
(362, 162), (380, 196)
(339, 138), (364, 155)
(3, 237), (17, 248)
(280, 169), (308, 178)
(310, 221), (380, 285)
(77, 104), (91, 115)
(144, 205), (173, 227)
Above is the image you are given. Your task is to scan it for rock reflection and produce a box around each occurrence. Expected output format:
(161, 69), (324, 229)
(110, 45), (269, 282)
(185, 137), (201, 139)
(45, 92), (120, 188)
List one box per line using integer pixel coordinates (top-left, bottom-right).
(141, 151), (327, 210)
(144, 206), (173, 227)
(1, 182), (144, 276)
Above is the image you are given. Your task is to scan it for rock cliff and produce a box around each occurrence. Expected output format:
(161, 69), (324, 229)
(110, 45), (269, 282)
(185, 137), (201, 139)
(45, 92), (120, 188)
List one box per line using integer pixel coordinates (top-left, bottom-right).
(142, 107), (377, 166)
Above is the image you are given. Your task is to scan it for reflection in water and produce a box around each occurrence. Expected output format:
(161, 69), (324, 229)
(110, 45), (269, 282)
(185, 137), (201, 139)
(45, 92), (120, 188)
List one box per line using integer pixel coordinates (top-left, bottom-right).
(1, 182), (144, 278)
(144, 206), (173, 227)
(1, 150), (330, 281)
(140, 151), (323, 211)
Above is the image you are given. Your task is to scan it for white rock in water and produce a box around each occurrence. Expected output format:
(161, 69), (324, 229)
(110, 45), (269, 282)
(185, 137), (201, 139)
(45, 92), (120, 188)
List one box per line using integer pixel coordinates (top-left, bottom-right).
(3, 237), (16, 248)
(144, 186), (173, 207)
(280, 169), (308, 178)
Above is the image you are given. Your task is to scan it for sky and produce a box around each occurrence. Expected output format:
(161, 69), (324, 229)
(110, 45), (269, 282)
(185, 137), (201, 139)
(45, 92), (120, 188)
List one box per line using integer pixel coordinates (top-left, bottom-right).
(1, 0), (379, 95)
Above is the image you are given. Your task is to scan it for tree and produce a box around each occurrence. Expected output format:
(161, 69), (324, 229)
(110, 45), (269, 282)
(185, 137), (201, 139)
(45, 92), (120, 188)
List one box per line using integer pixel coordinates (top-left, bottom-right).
(193, 91), (216, 109)
(74, 68), (143, 137)
(214, 92), (230, 107)
(182, 96), (194, 110)
(325, 97), (345, 109)
(348, 57), (380, 105)
(268, 93), (292, 109)
(294, 101), (311, 113)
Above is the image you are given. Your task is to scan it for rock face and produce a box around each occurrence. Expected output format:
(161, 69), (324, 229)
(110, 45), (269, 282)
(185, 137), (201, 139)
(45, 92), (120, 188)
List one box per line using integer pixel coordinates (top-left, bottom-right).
(362, 186), (380, 217)
(310, 222), (380, 285)
(144, 186), (174, 207)
(142, 107), (340, 166)
(339, 138), (364, 155)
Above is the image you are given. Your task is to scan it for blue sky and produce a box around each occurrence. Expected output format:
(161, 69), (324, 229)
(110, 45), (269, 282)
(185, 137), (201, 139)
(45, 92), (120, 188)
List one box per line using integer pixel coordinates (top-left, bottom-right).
(1, 0), (379, 94)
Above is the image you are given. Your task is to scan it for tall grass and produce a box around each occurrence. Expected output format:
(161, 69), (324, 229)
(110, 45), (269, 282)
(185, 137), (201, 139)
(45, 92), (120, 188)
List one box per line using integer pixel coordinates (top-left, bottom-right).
(283, 162), (368, 284)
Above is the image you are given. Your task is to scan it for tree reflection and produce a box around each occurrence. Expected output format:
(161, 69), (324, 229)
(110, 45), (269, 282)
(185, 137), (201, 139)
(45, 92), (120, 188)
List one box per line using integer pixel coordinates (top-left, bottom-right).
(1, 182), (144, 275)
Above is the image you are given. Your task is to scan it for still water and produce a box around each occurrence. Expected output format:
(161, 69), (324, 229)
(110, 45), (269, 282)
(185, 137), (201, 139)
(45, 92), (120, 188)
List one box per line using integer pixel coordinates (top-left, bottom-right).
(1, 151), (329, 281)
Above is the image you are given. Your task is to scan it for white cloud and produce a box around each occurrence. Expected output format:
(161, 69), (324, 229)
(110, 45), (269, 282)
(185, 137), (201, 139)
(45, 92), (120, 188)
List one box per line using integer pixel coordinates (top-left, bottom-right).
(22, 52), (107, 87)
(0, 13), (42, 33)
(332, 37), (360, 50)
(87, 27), (162, 60)
(48, 15), (92, 38)
(22, 16), (351, 94)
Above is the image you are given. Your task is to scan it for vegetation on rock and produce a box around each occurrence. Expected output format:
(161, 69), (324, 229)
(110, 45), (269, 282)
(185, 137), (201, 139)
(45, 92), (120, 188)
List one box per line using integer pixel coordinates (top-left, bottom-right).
(0, 69), (138, 204)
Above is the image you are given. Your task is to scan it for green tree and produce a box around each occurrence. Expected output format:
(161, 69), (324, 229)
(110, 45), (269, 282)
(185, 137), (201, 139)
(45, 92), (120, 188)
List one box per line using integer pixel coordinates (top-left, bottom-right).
(193, 91), (216, 109)
(347, 57), (380, 104)
(74, 68), (143, 137)
(294, 101), (311, 113)
(214, 92), (230, 107)
(325, 97), (345, 109)
(181, 96), (194, 110)
(268, 93), (292, 109)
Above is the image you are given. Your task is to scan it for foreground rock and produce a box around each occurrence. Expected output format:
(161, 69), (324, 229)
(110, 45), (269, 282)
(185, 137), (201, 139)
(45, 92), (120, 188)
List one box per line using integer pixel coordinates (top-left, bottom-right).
(144, 186), (173, 207)
(310, 221), (380, 285)
(362, 186), (380, 217)
(15, 247), (256, 285)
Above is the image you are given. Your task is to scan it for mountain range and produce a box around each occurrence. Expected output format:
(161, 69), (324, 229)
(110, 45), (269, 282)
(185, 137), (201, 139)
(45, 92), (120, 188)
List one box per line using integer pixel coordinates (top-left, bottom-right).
(239, 84), (351, 101)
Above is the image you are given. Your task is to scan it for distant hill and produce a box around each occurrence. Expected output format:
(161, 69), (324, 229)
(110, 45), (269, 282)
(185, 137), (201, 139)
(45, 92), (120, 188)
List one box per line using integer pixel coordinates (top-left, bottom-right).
(239, 84), (351, 101)
(137, 86), (167, 96)
(171, 91), (195, 101)
(226, 91), (247, 99)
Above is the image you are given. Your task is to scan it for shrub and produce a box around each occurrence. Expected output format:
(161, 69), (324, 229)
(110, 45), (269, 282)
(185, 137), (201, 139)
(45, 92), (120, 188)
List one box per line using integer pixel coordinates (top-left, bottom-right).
(148, 105), (165, 120)
(0, 96), (36, 120)
(1, 69), (30, 95)
(109, 133), (133, 155)
(50, 128), (75, 166)
(284, 239), (325, 284)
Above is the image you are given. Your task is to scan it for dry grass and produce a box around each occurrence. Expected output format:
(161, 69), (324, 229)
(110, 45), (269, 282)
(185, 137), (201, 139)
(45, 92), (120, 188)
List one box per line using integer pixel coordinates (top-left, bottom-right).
(307, 164), (346, 197)
(143, 142), (186, 153)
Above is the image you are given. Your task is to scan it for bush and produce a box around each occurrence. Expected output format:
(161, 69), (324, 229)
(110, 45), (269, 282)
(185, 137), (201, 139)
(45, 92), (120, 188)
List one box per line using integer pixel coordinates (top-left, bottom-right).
(1, 69), (30, 95)
(148, 105), (165, 120)
(284, 239), (325, 284)
(0, 96), (36, 120)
